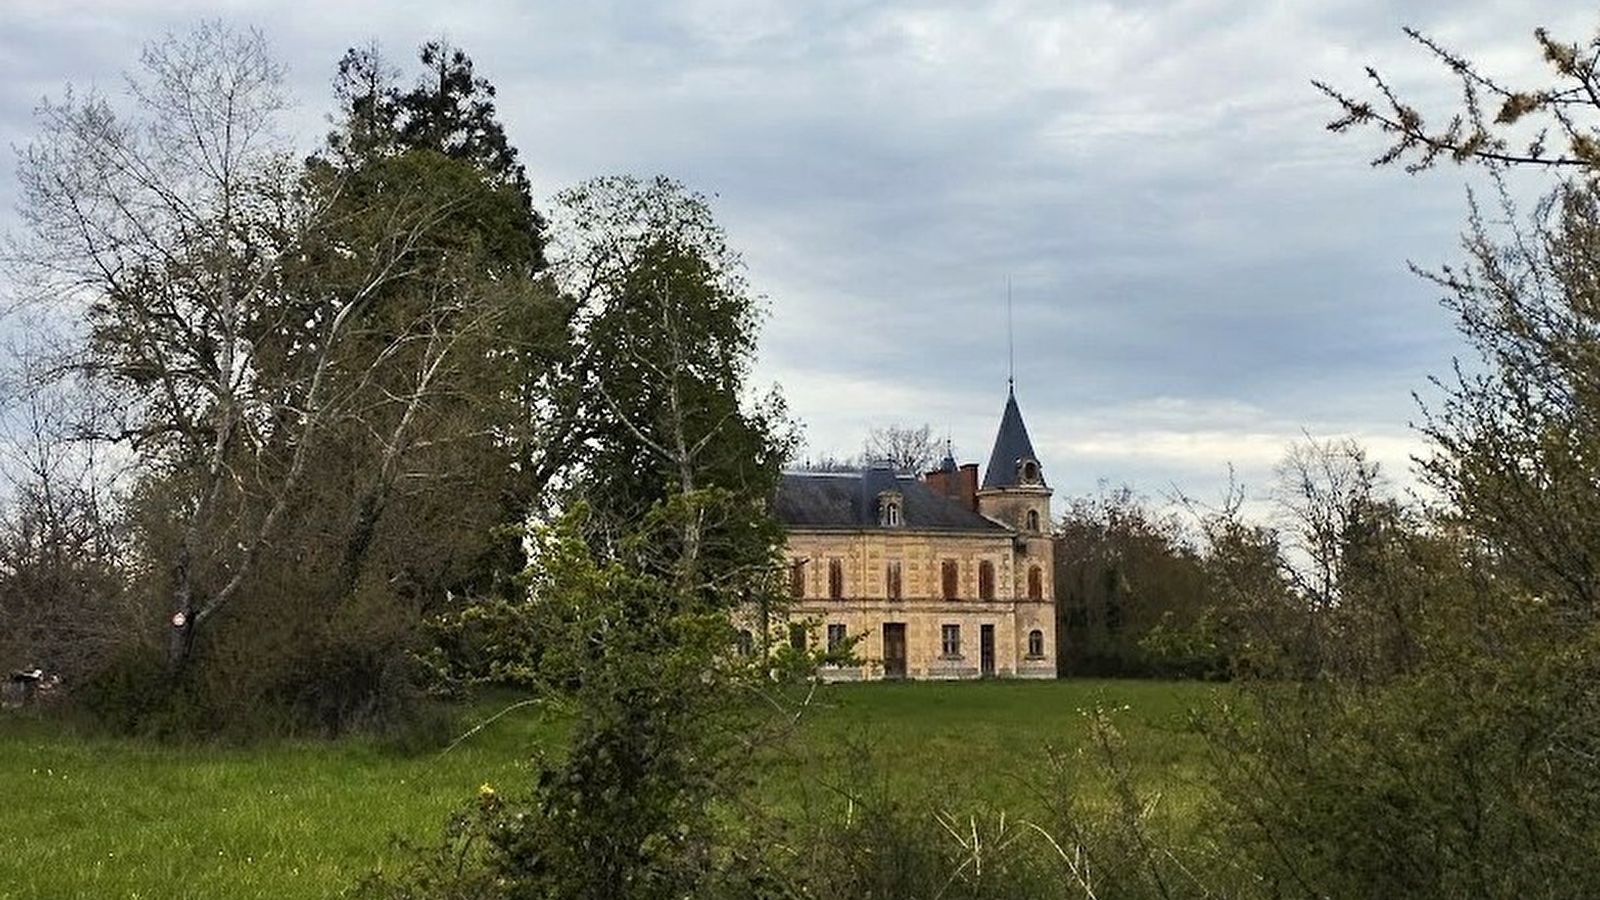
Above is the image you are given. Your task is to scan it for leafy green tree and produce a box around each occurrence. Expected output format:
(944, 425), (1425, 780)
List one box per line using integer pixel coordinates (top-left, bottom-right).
(1172, 491), (1294, 680)
(1201, 536), (1600, 900)
(193, 47), (574, 731)
(365, 177), (798, 900)
(1052, 485), (1211, 676)
(327, 40), (546, 271)
(1414, 184), (1600, 611)
(491, 507), (783, 900)
(553, 175), (794, 568)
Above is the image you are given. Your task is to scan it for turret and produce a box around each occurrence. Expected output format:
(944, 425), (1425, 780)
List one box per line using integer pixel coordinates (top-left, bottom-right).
(977, 385), (1054, 605)
(976, 386), (1051, 535)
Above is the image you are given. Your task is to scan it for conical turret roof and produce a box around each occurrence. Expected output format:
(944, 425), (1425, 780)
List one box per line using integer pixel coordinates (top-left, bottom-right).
(982, 386), (1044, 489)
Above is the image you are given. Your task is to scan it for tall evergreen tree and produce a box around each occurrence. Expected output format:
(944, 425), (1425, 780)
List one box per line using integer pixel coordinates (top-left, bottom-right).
(327, 40), (546, 271)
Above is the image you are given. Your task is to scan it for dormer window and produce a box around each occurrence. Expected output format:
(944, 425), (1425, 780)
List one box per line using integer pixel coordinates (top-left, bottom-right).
(877, 490), (904, 527)
(1018, 458), (1041, 484)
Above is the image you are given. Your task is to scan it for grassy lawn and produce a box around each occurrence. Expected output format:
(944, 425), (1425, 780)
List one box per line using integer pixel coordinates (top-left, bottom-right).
(0, 679), (1223, 899)
(763, 679), (1220, 821)
(0, 706), (562, 900)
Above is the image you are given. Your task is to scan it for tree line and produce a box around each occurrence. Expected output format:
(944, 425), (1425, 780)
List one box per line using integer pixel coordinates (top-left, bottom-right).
(1043, 20), (1600, 900)
(1, 23), (789, 738)
(1052, 437), (1417, 682)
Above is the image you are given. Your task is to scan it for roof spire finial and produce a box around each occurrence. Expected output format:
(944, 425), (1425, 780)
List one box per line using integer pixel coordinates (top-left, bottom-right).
(1006, 276), (1014, 393)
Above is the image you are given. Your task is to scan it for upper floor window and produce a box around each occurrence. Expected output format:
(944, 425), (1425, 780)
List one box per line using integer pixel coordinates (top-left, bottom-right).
(1020, 459), (1041, 484)
(941, 559), (959, 600)
(1028, 565), (1043, 600)
(885, 561), (903, 601)
(978, 560), (996, 601)
(1026, 509), (1040, 532)
(736, 629), (754, 656)
(828, 559), (844, 600)
(790, 560), (806, 598)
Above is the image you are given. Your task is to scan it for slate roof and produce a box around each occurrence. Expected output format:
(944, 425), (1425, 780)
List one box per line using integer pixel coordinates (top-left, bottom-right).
(982, 387), (1045, 490)
(776, 469), (1009, 533)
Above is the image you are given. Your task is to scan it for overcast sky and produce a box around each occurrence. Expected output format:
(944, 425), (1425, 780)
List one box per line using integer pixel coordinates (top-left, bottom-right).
(5, 1), (1594, 519)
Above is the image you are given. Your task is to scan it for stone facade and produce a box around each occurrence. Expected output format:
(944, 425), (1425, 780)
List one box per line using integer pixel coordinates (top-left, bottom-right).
(770, 388), (1056, 680)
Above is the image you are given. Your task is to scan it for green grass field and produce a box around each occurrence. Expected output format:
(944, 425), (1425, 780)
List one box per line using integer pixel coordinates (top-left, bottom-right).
(760, 679), (1217, 818)
(0, 679), (1222, 899)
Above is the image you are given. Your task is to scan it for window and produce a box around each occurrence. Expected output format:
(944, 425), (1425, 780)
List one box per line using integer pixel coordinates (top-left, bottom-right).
(1021, 459), (1040, 483)
(941, 559), (959, 600)
(736, 629), (754, 656)
(941, 624), (961, 657)
(828, 559), (844, 600)
(1026, 509), (1040, 532)
(978, 560), (996, 601)
(1028, 566), (1043, 600)
(790, 560), (806, 598)
(789, 623), (807, 651)
(827, 623), (847, 652)
(878, 490), (904, 527)
(885, 561), (902, 601)
(1027, 629), (1044, 658)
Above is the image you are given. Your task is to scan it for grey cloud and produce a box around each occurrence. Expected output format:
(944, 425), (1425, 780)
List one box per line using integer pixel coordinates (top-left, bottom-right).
(2, 1), (1583, 517)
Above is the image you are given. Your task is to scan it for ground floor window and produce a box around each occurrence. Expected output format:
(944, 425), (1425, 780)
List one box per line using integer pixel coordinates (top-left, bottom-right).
(827, 622), (847, 651)
(737, 629), (754, 656)
(1027, 628), (1044, 658)
(941, 623), (961, 657)
(789, 623), (807, 651)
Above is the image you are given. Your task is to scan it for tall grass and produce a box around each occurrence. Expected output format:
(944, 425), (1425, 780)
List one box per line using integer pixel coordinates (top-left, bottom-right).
(0, 680), (1222, 899)
(762, 679), (1216, 819)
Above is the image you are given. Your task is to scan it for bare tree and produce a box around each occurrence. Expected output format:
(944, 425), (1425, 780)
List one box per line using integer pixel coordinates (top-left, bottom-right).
(12, 23), (295, 670)
(1270, 436), (1386, 609)
(863, 423), (939, 474)
(797, 451), (861, 472)
(11, 23), (532, 675)
(0, 374), (132, 686)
